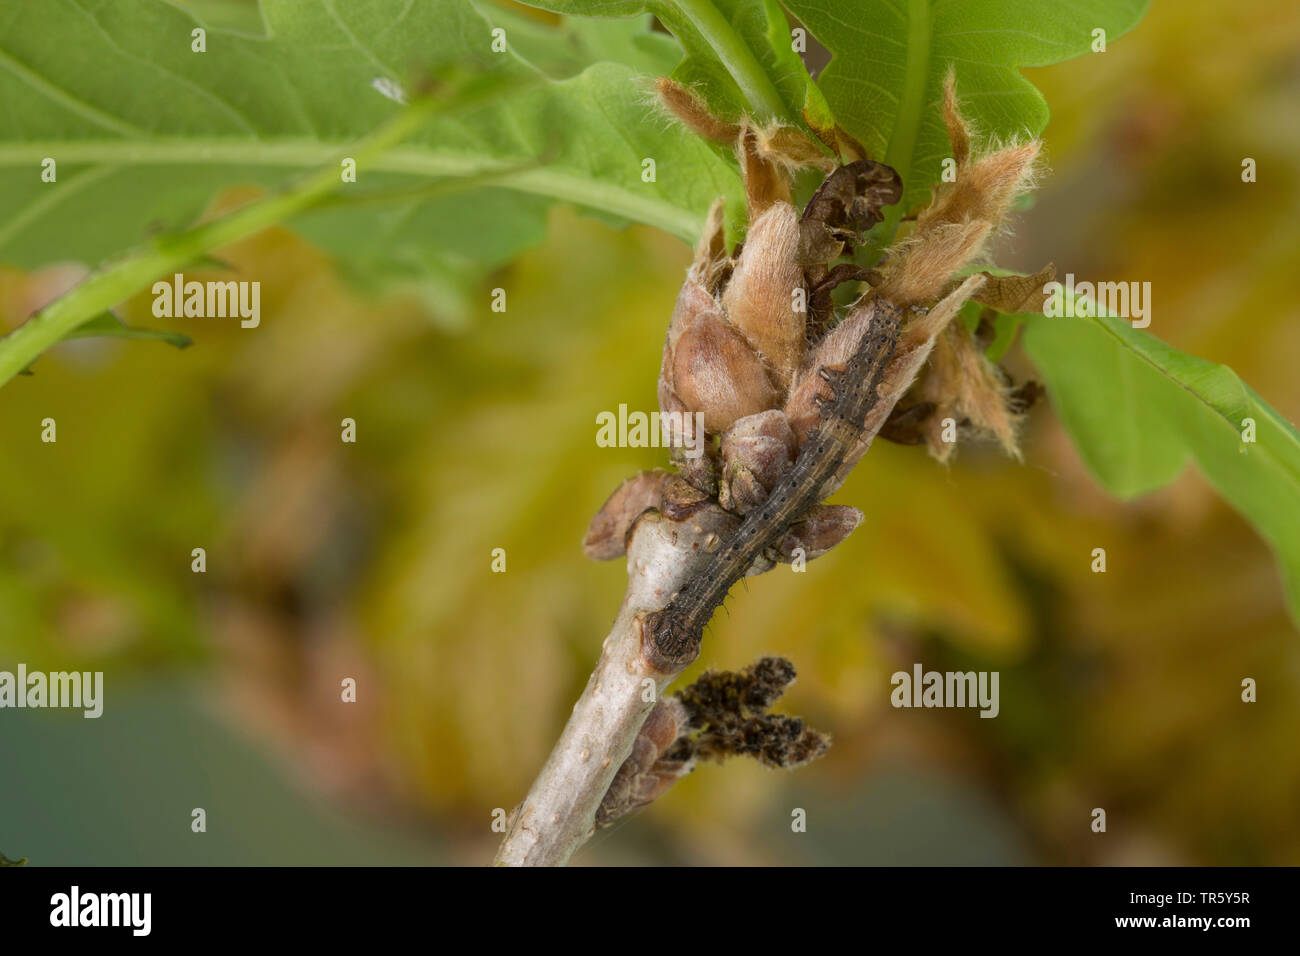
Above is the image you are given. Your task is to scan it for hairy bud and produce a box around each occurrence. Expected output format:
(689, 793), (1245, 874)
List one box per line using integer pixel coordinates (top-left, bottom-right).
(722, 201), (806, 387)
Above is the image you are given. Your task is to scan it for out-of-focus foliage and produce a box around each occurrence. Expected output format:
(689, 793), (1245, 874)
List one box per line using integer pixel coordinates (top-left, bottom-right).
(1, 0), (1298, 865)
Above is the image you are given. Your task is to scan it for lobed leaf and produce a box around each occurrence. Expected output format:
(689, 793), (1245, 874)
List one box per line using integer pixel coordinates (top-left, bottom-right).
(784, 0), (1151, 223)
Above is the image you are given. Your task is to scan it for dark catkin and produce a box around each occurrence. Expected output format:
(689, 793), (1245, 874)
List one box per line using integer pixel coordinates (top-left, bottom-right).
(594, 657), (827, 828)
(694, 714), (829, 769)
(677, 654), (797, 722)
(677, 658), (829, 770)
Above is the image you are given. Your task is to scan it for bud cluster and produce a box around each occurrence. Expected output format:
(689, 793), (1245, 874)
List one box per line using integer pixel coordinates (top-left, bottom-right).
(587, 70), (1049, 568)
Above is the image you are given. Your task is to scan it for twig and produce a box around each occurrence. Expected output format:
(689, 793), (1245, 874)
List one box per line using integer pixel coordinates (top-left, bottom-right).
(494, 282), (980, 866)
(493, 506), (737, 866)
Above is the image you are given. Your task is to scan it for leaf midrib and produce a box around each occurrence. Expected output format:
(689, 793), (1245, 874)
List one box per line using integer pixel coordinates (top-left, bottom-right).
(1027, 306), (1300, 494)
(884, 0), (932, 176)
(0, 140), (706, 243)
(669, 0), (788, 119)
(1084, 311), (1300, 489)
(878, 0), (930, 238)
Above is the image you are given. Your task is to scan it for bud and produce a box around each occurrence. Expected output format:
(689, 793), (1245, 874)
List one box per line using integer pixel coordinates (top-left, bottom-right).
(582, 470), (672, 560)
(914, 321), (1027, 462)
(595, 696), (693, 830)
(784, 297), (879, 446)
(721, 201), (806, 387)
(657, 365), (719, 495)
(662, 279), (780, 436)
(718, 410), (795, 514)
(774, 504), (864, 561)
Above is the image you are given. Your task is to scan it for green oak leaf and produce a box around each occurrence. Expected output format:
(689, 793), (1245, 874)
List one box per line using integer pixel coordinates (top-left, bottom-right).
(481, 6), (682, 79)
(0, 0), (740, 326)
(519, 0), (833, 132)
(784, 0), (1151, 226)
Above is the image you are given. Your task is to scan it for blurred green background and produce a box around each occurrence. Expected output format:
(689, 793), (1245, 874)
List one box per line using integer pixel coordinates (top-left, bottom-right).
(2, 0), (1298, 865)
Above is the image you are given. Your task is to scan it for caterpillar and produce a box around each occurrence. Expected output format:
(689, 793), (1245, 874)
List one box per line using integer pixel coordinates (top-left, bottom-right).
(646, 297), (903, 669)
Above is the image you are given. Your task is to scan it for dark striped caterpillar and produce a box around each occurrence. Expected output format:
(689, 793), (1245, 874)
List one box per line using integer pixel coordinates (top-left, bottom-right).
(646, 298), (903, 669)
